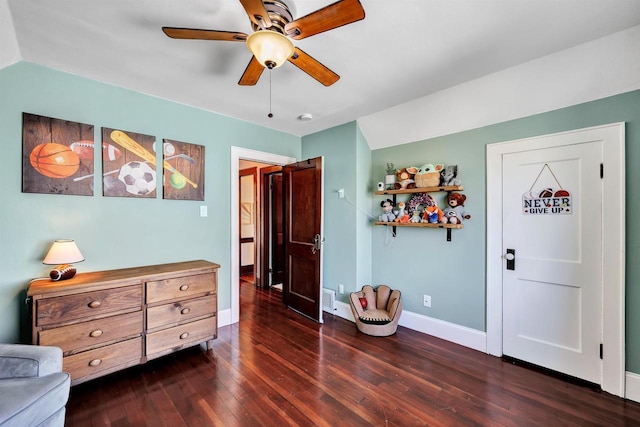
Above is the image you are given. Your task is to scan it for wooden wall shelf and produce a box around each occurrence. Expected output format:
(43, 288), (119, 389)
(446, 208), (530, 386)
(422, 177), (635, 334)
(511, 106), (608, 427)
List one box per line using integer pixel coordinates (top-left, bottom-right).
(374, 222), (463, 229)
(374, 185), (465, 241)
(375, 185), (464, 196)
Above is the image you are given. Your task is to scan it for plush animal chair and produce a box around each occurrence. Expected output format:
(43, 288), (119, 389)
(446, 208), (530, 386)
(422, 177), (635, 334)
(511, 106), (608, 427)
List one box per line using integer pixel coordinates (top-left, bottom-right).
(349, 285), (402, 336)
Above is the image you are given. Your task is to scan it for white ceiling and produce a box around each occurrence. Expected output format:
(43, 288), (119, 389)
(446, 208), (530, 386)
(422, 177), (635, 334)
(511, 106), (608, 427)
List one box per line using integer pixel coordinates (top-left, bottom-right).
(3, 0), (640, 141)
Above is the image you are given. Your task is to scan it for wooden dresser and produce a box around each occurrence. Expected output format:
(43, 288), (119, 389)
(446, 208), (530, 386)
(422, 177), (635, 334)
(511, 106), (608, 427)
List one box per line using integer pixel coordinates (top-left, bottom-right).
(27, 260), (219, 385)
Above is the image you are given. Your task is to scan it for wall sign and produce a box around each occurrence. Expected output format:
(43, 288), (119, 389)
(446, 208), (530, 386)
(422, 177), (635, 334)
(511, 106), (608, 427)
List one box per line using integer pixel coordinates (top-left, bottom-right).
(522, 164), (572, 215)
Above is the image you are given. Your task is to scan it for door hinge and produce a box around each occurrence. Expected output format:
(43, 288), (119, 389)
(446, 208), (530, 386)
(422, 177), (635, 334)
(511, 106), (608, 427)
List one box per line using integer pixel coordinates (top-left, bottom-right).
(600, 343), (603, 359)
(600, 163), (604, 179)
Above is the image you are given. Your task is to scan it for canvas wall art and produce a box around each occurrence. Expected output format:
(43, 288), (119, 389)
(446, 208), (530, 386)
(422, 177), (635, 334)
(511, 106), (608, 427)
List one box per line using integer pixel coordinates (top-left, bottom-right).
(22, 113), (95, 196)
(162, 139), (205, 201)
(102, 128), (157, 198)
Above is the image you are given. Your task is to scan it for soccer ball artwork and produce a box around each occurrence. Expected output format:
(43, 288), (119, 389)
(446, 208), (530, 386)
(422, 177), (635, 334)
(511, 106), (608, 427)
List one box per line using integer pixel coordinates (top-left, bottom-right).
(118, 161), (156, 195)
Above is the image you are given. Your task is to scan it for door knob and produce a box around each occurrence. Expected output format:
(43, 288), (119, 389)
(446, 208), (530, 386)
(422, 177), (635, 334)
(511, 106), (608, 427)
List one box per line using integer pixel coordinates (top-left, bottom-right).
(505, 249), (515, 270)
(311, 234), (324, 255)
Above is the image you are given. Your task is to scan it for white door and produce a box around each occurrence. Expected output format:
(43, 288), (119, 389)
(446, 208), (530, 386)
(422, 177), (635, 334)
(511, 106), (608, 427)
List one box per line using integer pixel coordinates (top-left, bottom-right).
(502, 140), (603, 384)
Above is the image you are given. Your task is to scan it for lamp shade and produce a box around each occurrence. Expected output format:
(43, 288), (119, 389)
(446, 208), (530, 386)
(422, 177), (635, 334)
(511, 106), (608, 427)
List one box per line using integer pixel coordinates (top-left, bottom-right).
(43, 240), (85, 265)
(246, 30), (294, 69)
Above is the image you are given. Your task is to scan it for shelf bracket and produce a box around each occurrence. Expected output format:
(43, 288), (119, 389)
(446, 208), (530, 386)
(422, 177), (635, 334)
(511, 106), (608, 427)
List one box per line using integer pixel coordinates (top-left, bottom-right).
(392, 225), (396, 237)
(447, 228), (452, 242)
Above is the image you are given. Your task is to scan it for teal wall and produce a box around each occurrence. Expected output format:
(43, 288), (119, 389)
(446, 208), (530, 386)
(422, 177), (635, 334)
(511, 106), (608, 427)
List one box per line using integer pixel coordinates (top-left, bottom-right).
(302, 122), (372, 302)
(355, 125), (372, 288)
(370, 89), (640, 373)
(0, 62), (300, 343)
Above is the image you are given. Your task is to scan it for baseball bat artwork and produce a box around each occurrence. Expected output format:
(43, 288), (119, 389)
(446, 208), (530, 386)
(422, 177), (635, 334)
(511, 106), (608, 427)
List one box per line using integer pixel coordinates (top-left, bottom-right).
(110, 130), (197, 188)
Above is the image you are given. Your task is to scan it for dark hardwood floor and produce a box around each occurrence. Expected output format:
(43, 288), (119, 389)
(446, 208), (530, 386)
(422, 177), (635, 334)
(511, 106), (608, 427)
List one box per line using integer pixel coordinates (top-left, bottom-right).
(66, 282), (640, 426)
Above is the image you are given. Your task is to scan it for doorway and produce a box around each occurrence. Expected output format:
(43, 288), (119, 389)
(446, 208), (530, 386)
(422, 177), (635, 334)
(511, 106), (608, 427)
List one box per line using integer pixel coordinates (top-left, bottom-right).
(230, 148), (296, 325)
(259, 166), (285, 291)
(239, 166), (257, 282)
(486, 123), (625, 397)
(237, 161), (286, 292)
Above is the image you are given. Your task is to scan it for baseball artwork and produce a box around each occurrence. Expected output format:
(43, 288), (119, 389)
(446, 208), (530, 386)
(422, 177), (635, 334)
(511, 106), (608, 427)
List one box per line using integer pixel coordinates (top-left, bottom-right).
(162, 139), (205, 201)
(101, 128), (157, 198)
(22, 113), (95, 196)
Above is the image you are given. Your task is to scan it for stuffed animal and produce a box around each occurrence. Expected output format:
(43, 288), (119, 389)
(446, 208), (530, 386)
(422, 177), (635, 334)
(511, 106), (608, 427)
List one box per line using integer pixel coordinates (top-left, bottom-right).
(407, 193), (437, 216)
(394, 167), (418, 190)
(394, 202), (408, 222)
(397, 213), (411, 224)
(410, 210), (422, 223)
(441, 164), (462, 186)
(414, 164), (444, 188)
(379, 199), (396, 222)
(422, 204), (444, 223)
(442, 192), (470, 224)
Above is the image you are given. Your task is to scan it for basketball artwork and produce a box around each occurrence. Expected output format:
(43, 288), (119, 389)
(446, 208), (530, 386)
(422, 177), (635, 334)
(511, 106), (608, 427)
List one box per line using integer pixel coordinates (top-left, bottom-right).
(22, 113), (95, 196)
(162, 139), (205, 201)
(101, 128), (157, 198)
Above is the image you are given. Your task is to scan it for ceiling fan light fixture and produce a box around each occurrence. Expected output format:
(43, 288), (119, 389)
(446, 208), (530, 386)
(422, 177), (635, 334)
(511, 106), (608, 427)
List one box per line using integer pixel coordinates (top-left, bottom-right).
(246, 30), (294, 69)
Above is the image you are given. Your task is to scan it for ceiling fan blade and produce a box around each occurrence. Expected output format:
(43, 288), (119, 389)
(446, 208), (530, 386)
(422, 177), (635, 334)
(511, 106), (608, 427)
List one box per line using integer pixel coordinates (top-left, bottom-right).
(162, 27), (247, 42)
(288, 48), (339, 86)
(238, 56), (265, 86)
(239, 0), (272, 29)
(284, 0), (365, 40)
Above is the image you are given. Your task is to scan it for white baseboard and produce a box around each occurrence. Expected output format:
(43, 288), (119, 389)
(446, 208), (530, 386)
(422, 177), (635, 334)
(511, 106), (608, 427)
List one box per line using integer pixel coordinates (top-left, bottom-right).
(218, 308), (232, 328)
(626, 371), (640, 403)
(335, 300), (355, 321)
(334, 301), (487, 353)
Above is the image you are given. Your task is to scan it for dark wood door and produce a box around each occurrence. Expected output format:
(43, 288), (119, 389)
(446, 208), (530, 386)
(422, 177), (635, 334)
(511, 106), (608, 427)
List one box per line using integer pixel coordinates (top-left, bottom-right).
(283, 157), (323, 322)
(259, 166), (284, 289)
(271, 173), (285, 285)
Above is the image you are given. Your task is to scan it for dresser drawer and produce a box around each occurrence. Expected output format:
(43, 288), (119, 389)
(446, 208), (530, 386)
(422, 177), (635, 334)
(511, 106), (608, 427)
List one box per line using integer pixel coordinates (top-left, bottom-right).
(146, 272), (216, 304)
(147, 295), (216, 330)
(39, 311), (143, 354)
(146, 317), (216, 356)
(37, 284), (142, 326)
(64, 337), (142, 381)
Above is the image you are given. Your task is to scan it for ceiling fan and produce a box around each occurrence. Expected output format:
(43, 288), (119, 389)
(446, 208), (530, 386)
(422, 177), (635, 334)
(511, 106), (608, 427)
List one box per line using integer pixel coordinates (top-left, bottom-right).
(162, 0), (365, 87)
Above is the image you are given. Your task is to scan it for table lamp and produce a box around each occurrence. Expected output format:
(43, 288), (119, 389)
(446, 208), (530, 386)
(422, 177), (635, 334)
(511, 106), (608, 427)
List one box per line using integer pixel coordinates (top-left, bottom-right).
(43, 239), (85, 281)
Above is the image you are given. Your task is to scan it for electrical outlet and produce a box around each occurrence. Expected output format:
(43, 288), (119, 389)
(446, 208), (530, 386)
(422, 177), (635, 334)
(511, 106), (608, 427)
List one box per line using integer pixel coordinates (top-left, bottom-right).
(423, 295), (431, 308)
(338, 284), (344, 294)
(200, 206), (208, 217)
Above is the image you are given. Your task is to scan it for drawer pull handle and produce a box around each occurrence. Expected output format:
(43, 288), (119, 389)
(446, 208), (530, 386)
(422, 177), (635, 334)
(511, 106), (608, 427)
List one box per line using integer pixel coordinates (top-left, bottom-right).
(88, 300), (102, 308)
(180, 308), (191, 315)
(179, 332), (190, 340)
(89, 359), (102, 367)
(179, 285), (189, 291)
(89, 329), (103, 338)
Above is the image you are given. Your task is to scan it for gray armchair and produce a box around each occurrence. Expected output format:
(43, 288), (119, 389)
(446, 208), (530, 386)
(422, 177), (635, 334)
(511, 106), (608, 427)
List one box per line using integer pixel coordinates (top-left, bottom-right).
(0, 344), (70, 427)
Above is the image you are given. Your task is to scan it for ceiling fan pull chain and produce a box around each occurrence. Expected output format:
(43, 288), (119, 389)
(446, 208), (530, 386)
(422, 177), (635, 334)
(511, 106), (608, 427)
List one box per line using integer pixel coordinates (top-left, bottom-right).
(268, 69), (273, 118)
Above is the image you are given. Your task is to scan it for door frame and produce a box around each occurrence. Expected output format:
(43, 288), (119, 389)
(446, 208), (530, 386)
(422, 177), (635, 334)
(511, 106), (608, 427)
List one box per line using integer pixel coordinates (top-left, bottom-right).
(259, 165), (284, 290)
(231, 147), (296, 325)
(486, 122), (625, 397)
